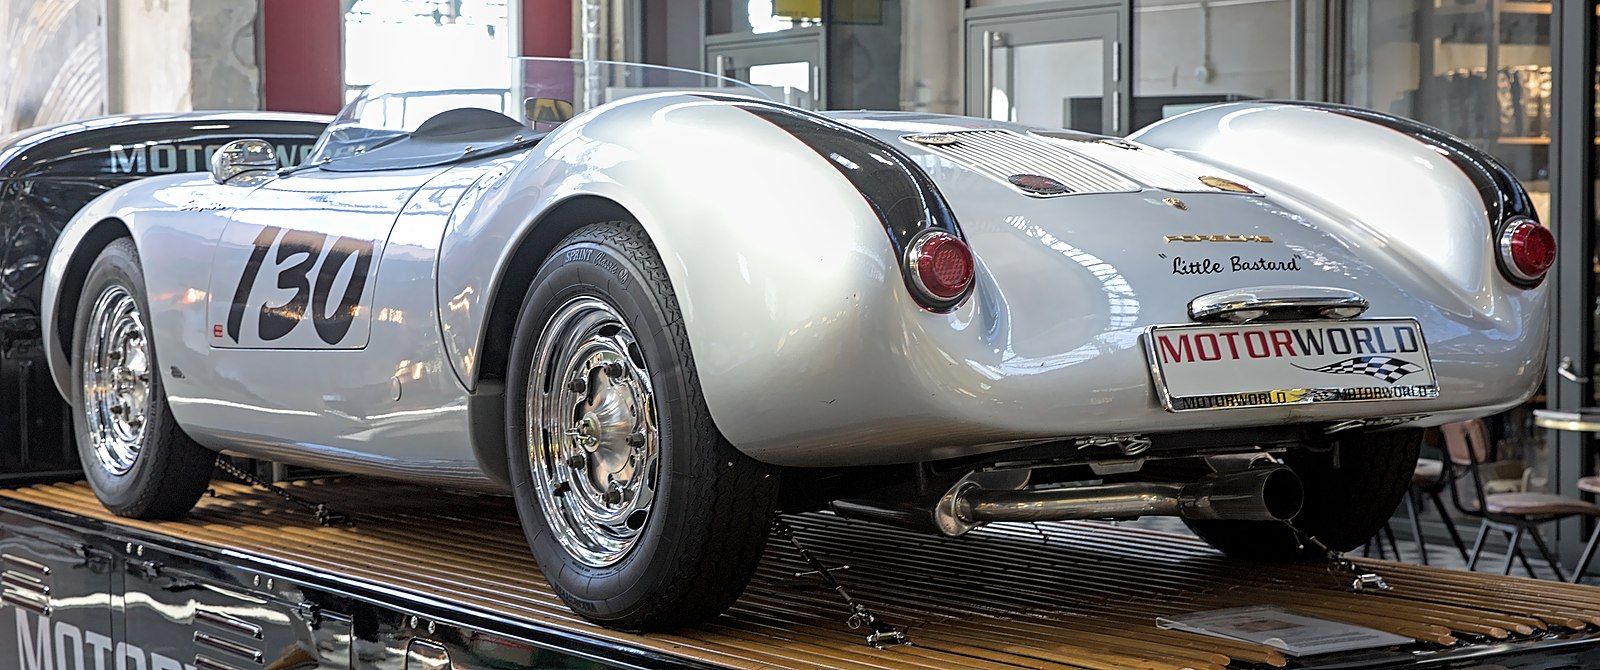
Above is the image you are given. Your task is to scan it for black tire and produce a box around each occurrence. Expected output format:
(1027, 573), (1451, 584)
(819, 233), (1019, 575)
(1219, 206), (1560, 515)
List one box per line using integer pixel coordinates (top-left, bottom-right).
(1185, 429), (1422, 561)
(506, 220), (779, 631)
(71, 238), (215, 519)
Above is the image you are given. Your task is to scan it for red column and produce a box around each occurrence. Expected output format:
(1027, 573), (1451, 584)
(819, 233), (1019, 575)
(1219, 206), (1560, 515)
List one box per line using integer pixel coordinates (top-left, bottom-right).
(521, 0), (572, 58)
(262, 0), (344, 114)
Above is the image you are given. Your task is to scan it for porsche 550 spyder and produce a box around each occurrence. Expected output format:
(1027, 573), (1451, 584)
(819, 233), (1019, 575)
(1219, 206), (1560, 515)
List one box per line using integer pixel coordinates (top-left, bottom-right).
(42, 58), (1551, 630)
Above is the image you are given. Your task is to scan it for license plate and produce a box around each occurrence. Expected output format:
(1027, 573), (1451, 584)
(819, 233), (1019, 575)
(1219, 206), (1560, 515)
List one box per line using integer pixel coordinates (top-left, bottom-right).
(1144, 319), (1439, 412)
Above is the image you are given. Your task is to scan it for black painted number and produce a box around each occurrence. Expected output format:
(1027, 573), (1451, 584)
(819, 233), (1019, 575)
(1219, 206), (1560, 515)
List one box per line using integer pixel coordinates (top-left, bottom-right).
(226, 225), (374, 345)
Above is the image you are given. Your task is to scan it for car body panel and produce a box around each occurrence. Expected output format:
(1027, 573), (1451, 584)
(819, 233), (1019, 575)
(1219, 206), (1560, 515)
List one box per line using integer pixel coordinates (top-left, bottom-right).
(204, 168), (444, 351)
(41, 97), (1548, 482)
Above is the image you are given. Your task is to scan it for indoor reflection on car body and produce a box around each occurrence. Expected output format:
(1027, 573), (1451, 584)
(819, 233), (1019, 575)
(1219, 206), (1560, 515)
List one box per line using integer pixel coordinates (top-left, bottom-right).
(0, 113), (325, 483)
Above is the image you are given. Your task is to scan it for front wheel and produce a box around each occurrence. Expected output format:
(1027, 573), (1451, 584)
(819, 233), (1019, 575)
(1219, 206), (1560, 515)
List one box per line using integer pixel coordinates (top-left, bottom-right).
(71, 238), (215, 519)
(1185, 429), (1422, 561)
(506, 221), (778, 631)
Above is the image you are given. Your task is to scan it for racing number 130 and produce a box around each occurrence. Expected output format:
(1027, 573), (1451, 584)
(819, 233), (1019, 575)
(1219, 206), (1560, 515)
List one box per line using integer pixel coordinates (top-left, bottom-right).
(226, 225), (374, 345)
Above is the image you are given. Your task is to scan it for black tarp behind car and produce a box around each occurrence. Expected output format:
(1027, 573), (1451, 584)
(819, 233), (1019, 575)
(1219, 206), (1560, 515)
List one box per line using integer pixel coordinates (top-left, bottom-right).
(0, 113), (326, 481)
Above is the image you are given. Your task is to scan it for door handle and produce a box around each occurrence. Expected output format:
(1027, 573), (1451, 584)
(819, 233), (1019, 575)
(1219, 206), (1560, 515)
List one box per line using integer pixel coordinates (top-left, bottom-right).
(1558, 357), (1590, 384)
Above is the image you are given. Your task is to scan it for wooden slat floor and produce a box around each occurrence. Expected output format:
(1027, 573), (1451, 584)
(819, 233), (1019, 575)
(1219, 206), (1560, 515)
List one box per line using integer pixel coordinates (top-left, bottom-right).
(4, 479), (1599, 670)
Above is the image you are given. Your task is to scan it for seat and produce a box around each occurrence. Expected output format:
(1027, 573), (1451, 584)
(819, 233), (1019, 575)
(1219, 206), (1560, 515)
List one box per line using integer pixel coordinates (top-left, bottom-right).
(1443, 419), (1600, 582)
(1395, 454), (1470, 565)
(1483, 492), (1600, 517)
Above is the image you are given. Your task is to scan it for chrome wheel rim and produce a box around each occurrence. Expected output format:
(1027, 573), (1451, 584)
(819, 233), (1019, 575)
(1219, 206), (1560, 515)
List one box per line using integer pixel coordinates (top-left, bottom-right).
(81, 285), (152, 476)
(527, 296), (660, 567)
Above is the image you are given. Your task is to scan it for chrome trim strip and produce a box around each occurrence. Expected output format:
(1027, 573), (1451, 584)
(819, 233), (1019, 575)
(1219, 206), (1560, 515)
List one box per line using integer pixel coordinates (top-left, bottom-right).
(193, 656), (247, 670)
(1, 570), (46, 589)
(2, 590), (49, 615)
(2, 554), (50, 576)
(192, 632), (264, 664)
(1187, 286), (1369, 323)
(196, 608), (265, 640)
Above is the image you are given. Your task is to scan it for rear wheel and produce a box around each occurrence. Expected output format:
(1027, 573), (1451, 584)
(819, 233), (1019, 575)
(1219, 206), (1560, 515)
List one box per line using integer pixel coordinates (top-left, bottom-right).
(71, 238), (215, 519)
(1185, 429), (1422, 561)
(506, 220), (778, 630)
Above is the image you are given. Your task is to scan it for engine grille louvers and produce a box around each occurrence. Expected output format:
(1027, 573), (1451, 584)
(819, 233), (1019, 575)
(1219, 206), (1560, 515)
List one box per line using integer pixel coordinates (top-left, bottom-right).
(1, 553), (51, 616)
(907, 129), (1140, 196)
(194, 606), (267, 669)
(903, 129), (1257, 198)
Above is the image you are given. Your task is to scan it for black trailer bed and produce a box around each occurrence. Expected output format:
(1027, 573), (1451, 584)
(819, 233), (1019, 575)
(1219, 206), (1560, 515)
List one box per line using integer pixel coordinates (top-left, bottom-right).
(2, 479), (1597, 670)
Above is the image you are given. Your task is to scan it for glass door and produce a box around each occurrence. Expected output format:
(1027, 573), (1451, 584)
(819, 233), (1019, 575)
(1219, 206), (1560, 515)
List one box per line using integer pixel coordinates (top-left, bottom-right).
(966, 8), (1126, 135)
(706, 29), (825, 109)
(1344, 0), (1554, 491)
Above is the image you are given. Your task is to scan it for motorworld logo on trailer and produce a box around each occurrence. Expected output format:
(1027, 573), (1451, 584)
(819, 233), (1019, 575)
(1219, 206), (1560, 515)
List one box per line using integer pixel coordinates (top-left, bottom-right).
(11, 610), (193, 670)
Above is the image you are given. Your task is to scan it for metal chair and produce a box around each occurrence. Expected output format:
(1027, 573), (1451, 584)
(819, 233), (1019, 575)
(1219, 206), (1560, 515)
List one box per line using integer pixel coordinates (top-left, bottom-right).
(1401, 454), (1471, 565)
(1576, 476), (1600, 583)
(1441, 420), (1600, 581)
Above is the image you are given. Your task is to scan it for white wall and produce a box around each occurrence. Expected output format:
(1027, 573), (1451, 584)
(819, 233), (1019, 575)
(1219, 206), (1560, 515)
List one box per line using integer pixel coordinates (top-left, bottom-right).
(0, 0), (109, 134)
(109, 0), (193, 113)
(1134, 0), (1291, 100)
(108, 0), (262, 116)
(901, 0), (962, 113)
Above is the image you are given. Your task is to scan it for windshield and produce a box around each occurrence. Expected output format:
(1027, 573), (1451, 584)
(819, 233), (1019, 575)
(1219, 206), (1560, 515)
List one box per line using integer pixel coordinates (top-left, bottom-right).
(308, 57), (771, 168)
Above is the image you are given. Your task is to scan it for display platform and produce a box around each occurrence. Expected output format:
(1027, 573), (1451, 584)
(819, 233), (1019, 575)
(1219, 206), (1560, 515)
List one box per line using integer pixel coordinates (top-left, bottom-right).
(3, 479), (1598, 670)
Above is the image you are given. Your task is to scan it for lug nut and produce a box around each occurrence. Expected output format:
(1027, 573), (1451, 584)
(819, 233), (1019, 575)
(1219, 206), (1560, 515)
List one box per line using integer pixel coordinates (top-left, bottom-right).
(109, 405), (124, 415)
(627, 431), (646, 447)
(604, 361), (625, 378)
(551, 481), (571, 495)
(604, 487), (624, 505)
(566, 378), (587, 393)
(108, 351), (122, 362)
(565, 453), (587, 469)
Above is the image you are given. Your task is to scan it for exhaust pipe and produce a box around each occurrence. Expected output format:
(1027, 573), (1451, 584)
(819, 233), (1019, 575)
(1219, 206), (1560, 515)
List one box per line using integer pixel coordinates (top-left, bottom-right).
(833, 467), (1303, 537)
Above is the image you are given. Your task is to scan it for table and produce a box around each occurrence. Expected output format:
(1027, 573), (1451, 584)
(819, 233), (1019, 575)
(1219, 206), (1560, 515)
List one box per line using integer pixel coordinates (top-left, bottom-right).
(1534, 408), (1600, 433)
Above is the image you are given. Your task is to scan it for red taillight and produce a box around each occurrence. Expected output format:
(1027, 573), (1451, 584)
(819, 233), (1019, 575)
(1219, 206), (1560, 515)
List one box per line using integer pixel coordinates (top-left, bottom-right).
(1499, 218), (1555, 283)
(908, 231), (974, 306)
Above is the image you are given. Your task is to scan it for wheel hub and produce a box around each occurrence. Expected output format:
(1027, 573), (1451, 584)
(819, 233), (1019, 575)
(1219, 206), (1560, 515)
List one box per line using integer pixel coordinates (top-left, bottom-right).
(527, 297), (659, 567)
(81, 285), (152, 476)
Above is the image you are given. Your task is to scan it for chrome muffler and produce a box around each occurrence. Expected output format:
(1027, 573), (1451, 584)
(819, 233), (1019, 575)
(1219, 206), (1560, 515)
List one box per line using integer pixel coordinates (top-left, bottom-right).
(833, 467), (1303, 537)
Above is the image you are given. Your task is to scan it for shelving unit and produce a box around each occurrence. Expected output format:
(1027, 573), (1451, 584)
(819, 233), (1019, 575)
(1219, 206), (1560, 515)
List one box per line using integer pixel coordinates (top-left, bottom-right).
(1410, 0), (1552, 222)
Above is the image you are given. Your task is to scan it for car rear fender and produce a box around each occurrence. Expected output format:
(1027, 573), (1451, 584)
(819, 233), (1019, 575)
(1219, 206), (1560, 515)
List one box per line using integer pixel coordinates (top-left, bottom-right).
(1129, 101), (1540, 296)
(442, 93), (959, 461)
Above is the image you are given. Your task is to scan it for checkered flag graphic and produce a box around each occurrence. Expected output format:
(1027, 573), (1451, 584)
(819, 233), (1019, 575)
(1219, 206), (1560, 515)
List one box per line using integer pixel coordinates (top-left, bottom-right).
(1292, 356), (1423, 384)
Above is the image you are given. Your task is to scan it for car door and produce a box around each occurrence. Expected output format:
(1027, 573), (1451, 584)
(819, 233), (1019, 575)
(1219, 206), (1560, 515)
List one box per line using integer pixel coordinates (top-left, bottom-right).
(189, 167), (446, 457)
(205, 168), (439, 351)
(183, 158), (518, 488)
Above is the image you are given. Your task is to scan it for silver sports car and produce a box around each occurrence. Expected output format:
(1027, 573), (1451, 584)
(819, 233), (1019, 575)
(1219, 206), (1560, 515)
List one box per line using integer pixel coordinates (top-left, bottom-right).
(42, 58), (1551, 630)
